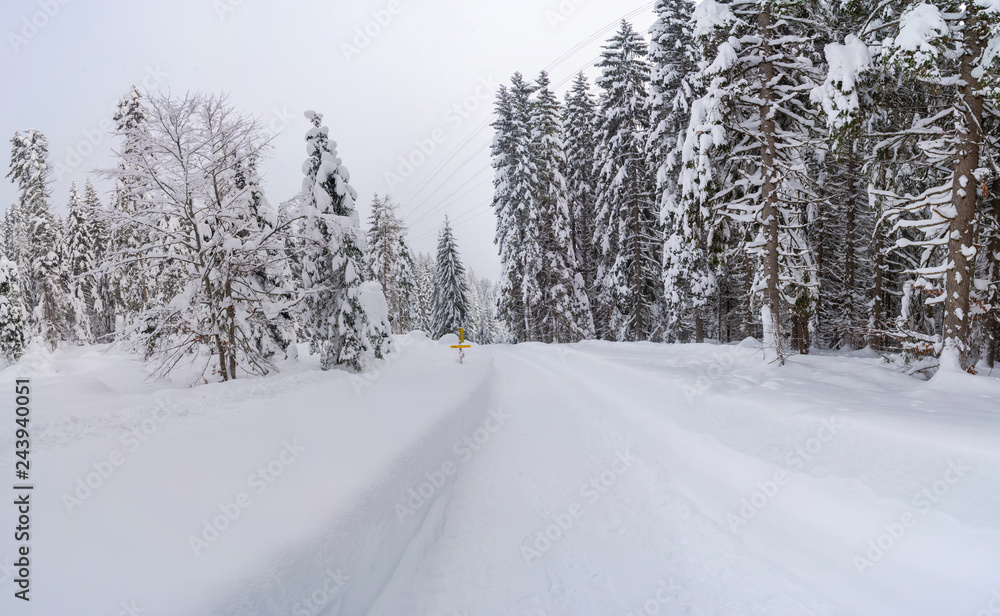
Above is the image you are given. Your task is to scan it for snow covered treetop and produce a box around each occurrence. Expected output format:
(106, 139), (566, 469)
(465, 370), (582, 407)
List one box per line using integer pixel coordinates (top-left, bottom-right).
(883, 3), (948, 72)
(7, 129), (50, 198)
(301, 108), (359, 216)
(810, 35), (873, 132)
(692, 0), (734, 39)
(114, 85), (148, 131)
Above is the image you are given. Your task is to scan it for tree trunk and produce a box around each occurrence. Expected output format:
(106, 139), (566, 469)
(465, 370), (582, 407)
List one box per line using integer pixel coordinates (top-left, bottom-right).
(742, 250), (755, 338)
(631, 197), (644, 340)
(758, 7), (782, 363)
(45, 285), (58, 351)
(523, 290), (533, 343)
(216, 333), (229, 382)
(814, 186), (825, 348)
(869, 209), (886, 349)
(227, 278), (237, 380)
(942, 7), (984, 371)
(717, 284), (724, 342)
(843, 157), (858, 349)
(210, 275), (229, 381)
(984, 178), (1000, 368)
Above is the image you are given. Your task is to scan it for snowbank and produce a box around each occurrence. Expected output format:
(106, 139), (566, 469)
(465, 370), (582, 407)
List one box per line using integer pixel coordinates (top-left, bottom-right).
(0, 340), (494, 615)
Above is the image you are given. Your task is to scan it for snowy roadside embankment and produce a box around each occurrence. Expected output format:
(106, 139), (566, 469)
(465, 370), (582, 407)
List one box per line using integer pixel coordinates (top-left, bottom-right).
(0, 336), (494, 616)
(544, 341), (1000, 616)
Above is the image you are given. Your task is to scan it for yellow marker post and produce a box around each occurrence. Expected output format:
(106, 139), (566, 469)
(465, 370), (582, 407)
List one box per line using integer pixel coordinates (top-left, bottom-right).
(450, 327), (472, 364)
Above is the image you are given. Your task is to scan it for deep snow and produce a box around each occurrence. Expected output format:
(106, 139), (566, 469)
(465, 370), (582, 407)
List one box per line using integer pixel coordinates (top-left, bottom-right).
(1, 338), (999, 615)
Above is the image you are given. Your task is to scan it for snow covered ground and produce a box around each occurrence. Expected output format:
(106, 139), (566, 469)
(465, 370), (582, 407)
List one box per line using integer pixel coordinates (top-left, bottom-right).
(2, 338), (999, 615)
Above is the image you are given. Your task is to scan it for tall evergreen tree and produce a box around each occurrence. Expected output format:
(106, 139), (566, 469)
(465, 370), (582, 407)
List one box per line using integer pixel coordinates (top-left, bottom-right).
(366, 194), (417, 334)
(65, 182), (97, 343)
(79, 180), (115, 340)
(563, 73), (601, 313)
(0, 208), (14, 264)
(491, 76), (536, 341)
(808, 3), (886, 350)
(649, 0), (717, 342)
(7, 128), (69, 349)
(469, 271), (503, 344)
(683, 1), (823, 361)
(982, 178), (1000, 368)
(876, 0), (1000, 371)
(0, 257), (26, 363)
(394, 240), (419, 332)
(299, 110), (390, 371)
(413, 252), (436, 335)
(235, 154), (297, 362)
(593, 21), (664, 342)
(530, 71), (595, 342)
(431, 216), (470, 340)
(2, 202), (26, 270)
(106, 85), (155, 335)
(466, 268), (482, 341)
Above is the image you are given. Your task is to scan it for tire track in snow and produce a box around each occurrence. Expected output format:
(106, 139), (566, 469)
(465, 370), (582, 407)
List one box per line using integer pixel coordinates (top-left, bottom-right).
(366, 344), (833, 616)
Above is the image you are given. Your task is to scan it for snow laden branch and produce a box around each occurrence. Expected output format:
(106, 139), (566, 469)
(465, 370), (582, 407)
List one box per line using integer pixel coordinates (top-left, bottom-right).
(98, 92), (298, 381)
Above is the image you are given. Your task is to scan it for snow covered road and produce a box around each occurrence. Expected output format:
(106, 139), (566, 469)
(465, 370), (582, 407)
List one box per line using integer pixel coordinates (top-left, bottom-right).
(369, 342), (1000, 616)
(2, 339), (999, 615)
(368, 343), (824, 615)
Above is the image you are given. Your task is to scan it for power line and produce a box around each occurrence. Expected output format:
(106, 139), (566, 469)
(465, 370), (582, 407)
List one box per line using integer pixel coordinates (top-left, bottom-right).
(400, 52), (606, 239)
(396, 116), (493, 210)
(543, 3), (654, 76)
(403, 140), (493, 220)
(397, 47), (608, 225)
(396, 3), (657, 235)
(408, 171), (494, 229)
(401, 49), (608, 224)
(410, 204), (493, 244)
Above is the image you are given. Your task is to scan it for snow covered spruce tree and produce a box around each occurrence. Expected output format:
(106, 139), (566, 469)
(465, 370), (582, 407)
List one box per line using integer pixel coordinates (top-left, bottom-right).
(808, 4), (887, 350)
(234, 153), (297, 362)
(876, 1), (1000, 371)
(81, 180), (114, 339)
(490, 84), (518, 338)
(101, 93), (299, 380)
(106, 85), (155, 335)
(592, 21), (664, 342)
(466, 271), (503, 343)
(431, 216), (470, 340)
(413, 252), (436, 335)
(299, 110), (390, 371)
(529, 71), (594, 342)
(7, 128), (70, 349)
(65, 182), (98, 344)
(366, 193), (417, 334)
(563, 73), (601, 310)
(394, 243), (418, 332)
(983, 173), (1000, 368)
(490, 76), (535, 341)
(1, 191), (25, 270)
(0, 258), (27, 363)
(682, 0), (823, 361)
(466, 268), (485, 342)
(649, 0), (717, 342)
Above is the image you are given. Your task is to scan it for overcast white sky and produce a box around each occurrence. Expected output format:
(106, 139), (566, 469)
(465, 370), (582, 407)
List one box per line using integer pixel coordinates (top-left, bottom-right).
(1, 0), (655, 280)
